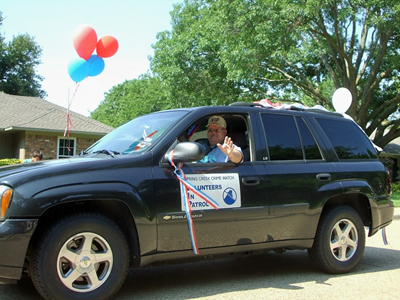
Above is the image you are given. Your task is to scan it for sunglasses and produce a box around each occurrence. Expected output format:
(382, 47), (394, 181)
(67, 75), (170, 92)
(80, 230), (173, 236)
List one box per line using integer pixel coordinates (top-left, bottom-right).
(207, 128), (225, 133)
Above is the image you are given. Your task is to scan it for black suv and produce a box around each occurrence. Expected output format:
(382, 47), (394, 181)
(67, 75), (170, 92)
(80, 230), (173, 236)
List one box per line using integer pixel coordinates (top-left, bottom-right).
(0, 103), (394, 300)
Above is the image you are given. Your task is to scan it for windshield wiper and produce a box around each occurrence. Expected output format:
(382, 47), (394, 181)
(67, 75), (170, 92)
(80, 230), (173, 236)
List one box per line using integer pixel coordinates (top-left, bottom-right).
(93, 149), (120, 158)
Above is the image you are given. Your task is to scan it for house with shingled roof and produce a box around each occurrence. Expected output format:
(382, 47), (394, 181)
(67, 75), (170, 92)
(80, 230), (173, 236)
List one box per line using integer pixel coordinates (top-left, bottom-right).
(0, 92), (114, 160)
(380, 137), (400, 182)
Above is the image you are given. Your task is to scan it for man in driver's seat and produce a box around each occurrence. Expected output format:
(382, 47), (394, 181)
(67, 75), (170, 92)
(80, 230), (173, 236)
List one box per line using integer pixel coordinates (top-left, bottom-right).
(197, 115), (243, 164)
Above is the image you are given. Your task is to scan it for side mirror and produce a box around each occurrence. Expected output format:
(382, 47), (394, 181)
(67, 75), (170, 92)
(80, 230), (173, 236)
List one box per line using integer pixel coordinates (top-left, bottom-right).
(171, 142), (205, 163)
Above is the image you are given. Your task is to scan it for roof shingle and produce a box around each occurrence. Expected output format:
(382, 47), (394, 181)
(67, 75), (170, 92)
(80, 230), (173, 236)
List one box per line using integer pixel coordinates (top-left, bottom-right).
(0, 92), (114, 134)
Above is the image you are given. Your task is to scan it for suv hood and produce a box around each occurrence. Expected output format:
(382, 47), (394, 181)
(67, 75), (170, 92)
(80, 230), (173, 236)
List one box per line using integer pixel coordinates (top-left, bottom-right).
(0, 156), (125, 183)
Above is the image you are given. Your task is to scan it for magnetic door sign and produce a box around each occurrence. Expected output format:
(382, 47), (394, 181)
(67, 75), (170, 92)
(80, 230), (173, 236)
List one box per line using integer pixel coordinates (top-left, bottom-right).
(180, 173), (241, 211)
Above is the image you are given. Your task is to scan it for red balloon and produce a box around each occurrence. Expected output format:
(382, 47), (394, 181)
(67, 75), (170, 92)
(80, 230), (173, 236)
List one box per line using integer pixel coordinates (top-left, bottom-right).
(72, 25), (97, 60)
(96, 36), (119, 58)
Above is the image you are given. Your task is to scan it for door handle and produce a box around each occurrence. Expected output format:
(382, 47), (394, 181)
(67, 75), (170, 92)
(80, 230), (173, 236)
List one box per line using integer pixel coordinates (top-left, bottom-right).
(316, 173), (331, 181)
(242, 177), (260, 185)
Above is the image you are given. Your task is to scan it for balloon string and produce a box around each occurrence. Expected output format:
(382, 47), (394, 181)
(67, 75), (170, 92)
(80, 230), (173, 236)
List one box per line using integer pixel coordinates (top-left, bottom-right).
(63, 82), (80, 151)
(88, 56), (97, 68)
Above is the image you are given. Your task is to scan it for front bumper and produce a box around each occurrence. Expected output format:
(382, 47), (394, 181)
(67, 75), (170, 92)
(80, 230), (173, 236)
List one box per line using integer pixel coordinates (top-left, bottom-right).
(0, 219), (38, 284)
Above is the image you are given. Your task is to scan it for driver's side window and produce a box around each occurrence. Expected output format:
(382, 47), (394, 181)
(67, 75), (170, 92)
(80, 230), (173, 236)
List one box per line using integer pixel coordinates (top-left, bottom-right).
(178, 114), (250, 161)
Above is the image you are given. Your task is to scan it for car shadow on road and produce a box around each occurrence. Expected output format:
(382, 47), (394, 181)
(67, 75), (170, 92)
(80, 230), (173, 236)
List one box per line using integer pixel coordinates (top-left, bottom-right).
(117, 245), (400, 300)
(1, 245), (398, 300)
(0, 276), (42, 300)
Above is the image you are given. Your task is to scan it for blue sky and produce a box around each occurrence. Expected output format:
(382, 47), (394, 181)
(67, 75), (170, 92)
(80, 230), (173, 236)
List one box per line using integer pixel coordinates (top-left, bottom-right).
(1, 0), (178, 116)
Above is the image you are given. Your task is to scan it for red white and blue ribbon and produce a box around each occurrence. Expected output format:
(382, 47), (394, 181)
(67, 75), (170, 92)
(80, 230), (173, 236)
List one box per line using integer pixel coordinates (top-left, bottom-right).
(382, 227), (388, 245)
(168, 149), (219, 254)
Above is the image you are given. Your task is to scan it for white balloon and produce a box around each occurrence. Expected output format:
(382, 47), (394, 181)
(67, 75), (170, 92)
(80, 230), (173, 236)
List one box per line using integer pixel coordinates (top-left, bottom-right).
(332, 87), (352, 113)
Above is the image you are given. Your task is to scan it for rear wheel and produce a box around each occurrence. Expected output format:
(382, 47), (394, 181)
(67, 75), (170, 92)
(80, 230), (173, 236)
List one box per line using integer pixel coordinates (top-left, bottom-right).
(30, 213), (129, 300)
(308, 205), (365, 274)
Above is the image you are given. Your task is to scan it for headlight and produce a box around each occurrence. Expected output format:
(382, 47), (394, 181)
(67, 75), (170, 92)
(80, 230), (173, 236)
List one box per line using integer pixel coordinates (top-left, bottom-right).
(0, 186), (13, 219)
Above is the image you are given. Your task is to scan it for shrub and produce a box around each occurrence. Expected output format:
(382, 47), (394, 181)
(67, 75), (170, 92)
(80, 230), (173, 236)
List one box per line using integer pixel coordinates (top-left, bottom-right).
(391, 181), (400, 192)
(0, 158), (23, 166)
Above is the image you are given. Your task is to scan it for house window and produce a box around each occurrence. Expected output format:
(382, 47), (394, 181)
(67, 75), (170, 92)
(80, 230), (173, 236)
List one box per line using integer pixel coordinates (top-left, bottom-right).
(58, 137), (76, 158)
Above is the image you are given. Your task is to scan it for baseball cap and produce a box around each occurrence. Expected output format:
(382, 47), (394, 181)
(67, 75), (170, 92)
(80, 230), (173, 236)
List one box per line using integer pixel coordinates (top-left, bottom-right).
(206, 115), (226, 128)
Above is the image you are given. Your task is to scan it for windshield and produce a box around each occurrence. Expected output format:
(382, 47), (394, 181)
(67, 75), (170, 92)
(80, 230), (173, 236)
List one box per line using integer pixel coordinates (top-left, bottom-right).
(85, 110), (188, 155)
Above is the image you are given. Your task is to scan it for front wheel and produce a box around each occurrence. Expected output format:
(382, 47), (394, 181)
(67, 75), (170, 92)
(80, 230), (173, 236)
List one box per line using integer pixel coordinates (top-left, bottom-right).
(30, 213), (129, 300)
(308, 205), (365, 274)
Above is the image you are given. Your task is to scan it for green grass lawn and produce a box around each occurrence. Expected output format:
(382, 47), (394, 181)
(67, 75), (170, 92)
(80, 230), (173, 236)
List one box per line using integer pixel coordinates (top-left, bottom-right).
(391, 190), (400, 207)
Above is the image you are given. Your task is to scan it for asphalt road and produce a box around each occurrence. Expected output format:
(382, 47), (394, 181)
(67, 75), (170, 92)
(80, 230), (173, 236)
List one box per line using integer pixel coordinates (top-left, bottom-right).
(1, 218), (399, 300)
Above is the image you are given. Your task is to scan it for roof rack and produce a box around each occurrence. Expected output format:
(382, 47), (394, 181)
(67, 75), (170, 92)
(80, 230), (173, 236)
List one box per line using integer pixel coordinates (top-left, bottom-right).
(229, 102), (260, 107)
(230, 101), (306, 110)
(229, 101), (343, 117)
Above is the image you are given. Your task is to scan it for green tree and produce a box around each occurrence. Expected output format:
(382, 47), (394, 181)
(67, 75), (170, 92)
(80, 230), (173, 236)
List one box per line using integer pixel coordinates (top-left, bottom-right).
(90, 74), (169, 127)
(150, 1), (251, 108)
(0, 12), (46, 98)
(150, 0), (400, 147)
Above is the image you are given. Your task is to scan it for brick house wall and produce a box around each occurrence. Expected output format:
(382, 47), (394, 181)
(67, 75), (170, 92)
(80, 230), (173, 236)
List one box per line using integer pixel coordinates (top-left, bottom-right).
(76, 137), (99, 153)
(24, 134), (58, 160)
(24, 133), (101, 160)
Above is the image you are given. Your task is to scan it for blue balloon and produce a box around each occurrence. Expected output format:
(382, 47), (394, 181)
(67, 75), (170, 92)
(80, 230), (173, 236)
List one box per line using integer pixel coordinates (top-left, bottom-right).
(87, 54), (105, 77)
(68, 58), (89, 82)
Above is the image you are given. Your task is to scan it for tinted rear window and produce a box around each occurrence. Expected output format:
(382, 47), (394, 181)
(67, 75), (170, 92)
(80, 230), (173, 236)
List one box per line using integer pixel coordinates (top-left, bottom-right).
(261, 114), (322, 161)
(316, 118), (377, 159)
(296, 117), (322, 160)
(262, 114), (302, 160)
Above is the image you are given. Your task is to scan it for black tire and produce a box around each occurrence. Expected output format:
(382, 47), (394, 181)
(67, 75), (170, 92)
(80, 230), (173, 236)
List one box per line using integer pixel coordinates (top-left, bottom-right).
(308, 205), (365, 274)
(30, 213), (129, 300)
